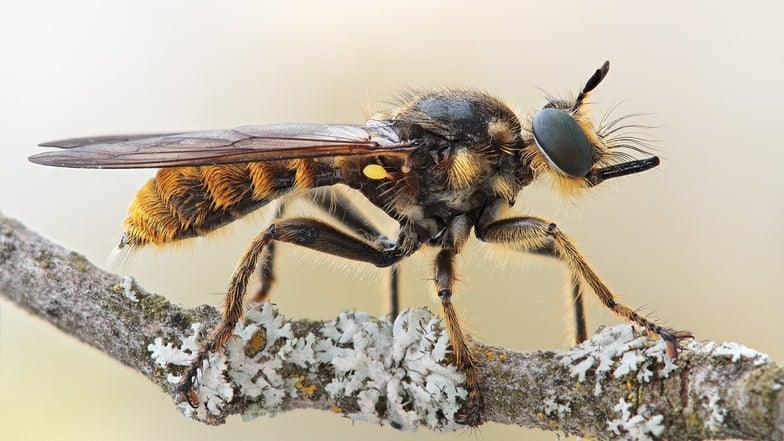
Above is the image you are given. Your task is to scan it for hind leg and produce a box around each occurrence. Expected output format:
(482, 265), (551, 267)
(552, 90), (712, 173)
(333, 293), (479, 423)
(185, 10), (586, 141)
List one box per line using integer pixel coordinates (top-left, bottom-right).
(177, 217), (407, 406)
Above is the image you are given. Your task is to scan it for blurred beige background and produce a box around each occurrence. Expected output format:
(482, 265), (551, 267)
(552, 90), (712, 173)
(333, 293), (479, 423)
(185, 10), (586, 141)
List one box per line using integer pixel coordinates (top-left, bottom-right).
(1, 1), (782, 440)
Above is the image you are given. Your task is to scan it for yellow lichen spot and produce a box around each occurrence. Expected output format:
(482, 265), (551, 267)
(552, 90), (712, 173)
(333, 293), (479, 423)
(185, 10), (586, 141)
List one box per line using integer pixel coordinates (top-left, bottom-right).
(686, 411), (701, 428)
(536, 412), (545, 420)
(244, 328), (267, 358)
(484, 350), (496, 361)
(331, 406), (343, 413)
(294, 375), (317, 399)
(363, 164), (388, 180)
(499, 353), (507, 360)
(626, 379), (633, 390)
(549, 421), (560, 429)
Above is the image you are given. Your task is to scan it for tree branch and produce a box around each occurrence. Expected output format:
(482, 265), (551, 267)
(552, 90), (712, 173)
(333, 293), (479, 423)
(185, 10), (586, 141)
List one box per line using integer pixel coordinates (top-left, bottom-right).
(1, 212), (781, 440)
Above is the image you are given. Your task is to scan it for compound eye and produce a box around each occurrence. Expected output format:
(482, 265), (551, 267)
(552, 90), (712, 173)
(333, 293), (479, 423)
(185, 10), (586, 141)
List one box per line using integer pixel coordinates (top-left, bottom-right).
(531, 108), (593, 178)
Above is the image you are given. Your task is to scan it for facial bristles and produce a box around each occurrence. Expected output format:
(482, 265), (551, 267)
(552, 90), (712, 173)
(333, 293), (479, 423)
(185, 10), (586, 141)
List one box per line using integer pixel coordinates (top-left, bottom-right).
(572, 98), (612, 164)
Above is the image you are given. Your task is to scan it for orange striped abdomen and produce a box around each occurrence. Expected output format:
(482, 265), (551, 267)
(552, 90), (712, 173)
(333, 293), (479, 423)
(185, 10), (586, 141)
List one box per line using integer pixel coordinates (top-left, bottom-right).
(120, 158), (344, 248)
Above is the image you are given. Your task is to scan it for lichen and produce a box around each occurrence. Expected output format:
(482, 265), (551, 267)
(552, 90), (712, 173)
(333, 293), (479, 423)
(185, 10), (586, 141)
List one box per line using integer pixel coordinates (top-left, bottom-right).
(607, 397), (665, 441)
(121, 275), (137, 302)
(137, 291), (172, 319)
(147, 305), (466, 430)
(691, 340), (770, 366)
(316, 308), (465, 430)
(705, 393), (726, 432)
(543, 394), (571, 419)
(557, 325), (676, 396)
(680, 339), (774, 435)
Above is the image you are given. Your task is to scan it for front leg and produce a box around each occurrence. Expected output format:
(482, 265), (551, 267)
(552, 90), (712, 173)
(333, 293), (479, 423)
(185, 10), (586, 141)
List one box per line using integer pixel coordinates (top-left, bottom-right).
(177, 217), (407, 407)
(475, 215), (692, 357)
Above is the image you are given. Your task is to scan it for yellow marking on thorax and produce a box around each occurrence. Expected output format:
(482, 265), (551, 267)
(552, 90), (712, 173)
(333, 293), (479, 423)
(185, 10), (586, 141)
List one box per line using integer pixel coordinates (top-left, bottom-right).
(363, 164), (388, 180)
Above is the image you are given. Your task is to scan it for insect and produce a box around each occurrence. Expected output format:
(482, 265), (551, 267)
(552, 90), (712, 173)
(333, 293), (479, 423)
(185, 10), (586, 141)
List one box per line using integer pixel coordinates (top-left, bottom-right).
(30, 61), (692, 426)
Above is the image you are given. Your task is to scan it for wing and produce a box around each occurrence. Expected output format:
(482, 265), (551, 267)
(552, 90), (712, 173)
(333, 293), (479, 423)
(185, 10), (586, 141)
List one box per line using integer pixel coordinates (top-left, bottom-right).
(29, 122), (416, 169)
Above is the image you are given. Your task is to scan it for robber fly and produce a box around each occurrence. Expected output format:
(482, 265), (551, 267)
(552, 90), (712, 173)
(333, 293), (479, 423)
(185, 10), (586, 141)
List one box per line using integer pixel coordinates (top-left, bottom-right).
(30, 61), (692, 426)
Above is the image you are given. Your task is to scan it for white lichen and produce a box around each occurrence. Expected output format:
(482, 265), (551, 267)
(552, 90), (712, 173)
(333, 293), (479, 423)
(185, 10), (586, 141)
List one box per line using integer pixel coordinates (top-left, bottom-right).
(225, 305), (295, 413)
(147, 304), (466, 430)
(543, 394), (571, 419)
(557, 325), (676, 396)
(149, 323), (201, 368)
(148, 322), (234, 419)
(320, 308), (465, 430)
(706, 393), (726, 432)
(691, 340), (770, 366)
(607, 398), (665, 441)
(121, 275), (137, 302)
(681, 338), (773, 433)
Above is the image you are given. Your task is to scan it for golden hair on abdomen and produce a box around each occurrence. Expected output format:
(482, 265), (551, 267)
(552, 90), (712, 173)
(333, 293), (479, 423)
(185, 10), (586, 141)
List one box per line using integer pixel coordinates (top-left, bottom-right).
(120, 158), (342, 248)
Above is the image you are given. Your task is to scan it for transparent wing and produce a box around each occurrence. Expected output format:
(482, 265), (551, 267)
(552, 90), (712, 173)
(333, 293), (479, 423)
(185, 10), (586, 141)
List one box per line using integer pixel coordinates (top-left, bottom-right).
(30, 122), (415, 169)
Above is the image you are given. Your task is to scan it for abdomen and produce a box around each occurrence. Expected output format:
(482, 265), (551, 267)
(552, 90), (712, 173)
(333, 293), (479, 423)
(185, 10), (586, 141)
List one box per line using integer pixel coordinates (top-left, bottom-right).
(120, 158), (343, 248)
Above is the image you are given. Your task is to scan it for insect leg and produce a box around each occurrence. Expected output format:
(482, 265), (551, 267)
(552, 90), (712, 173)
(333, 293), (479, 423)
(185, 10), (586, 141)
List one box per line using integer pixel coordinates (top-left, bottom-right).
(251, 200), (285, 303)
(388, 266), (399, 319)
(177, 227), (275, 406)
(177, 217), (406, 407)
(569, 275), (586, 343)
(264, 217), (403, 266)
(435, 249), (483, 426)
(307, 187), (401, 317)
(254, 188), (402, 310)
(307, 188), (387, 242)
(529, 245), (587, 344)
(475, 216), (692, 357)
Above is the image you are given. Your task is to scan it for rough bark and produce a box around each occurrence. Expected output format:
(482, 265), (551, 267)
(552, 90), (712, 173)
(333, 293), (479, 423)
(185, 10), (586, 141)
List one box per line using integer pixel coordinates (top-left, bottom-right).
(0, 212), (781, 440)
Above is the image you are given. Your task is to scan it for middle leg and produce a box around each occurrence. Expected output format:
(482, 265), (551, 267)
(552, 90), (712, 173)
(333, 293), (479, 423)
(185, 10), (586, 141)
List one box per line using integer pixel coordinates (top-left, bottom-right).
(434, 248), (483, 427)
(308, 187), (402, 317)
(254, 188), (402, 316)
(529, 245), (588, 344)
